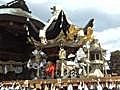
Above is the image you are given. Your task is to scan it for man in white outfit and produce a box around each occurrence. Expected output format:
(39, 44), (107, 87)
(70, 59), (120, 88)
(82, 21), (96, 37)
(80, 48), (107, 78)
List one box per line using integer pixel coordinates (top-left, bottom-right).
(97, 82), (102, 90)
(78, 82), (82, 90)
(67, 83), (73, 90)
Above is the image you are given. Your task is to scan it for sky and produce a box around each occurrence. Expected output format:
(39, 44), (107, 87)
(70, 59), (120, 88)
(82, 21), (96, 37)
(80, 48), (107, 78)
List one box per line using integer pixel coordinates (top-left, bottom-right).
(1, 0), (120, 59)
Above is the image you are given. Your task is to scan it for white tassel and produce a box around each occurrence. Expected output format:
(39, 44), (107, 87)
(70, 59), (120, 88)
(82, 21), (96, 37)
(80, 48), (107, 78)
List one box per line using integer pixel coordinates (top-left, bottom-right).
(27, 59), (32, 69)
(39, 30), (47, 45)
(27, 18), (30, 22)
(75, 48), (86, 61)
(77, 30), (84, 37)
(4, 65), (8, 74)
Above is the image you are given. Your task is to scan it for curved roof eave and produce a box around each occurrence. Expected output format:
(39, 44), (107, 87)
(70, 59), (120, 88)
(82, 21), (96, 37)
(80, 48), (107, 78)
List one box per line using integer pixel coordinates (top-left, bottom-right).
(0, 8), (47, 25)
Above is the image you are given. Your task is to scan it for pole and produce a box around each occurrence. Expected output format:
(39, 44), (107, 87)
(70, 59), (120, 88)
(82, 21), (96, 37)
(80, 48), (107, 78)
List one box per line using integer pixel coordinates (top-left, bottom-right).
(61, 59), (64, 78)
(36, 61), (40, 78)
(87, 47), (90, 77)
(99, 43), (107, 76)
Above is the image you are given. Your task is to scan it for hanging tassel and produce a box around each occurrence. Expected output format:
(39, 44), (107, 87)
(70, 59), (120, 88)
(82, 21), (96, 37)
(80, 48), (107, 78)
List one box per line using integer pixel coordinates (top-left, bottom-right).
(27, 59), (32, 69)
(39, 30), (48, 45)
(4, 65), (8, 74)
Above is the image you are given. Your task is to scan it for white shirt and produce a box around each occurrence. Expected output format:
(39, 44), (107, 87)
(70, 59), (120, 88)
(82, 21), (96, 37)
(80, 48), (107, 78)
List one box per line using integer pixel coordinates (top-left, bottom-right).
(78, 84), (82, 90)
(5, 87), (9, 90)
(1, 86), (5, 90)
(97, 84), (103, 90)
(117, 84), (120, 89)
(15, 86), (20, 90)
(90, 85), (94, 90)
(108, 83), (115, 90)
(67, 84), (73, 90)
(84, 84), (88, 90)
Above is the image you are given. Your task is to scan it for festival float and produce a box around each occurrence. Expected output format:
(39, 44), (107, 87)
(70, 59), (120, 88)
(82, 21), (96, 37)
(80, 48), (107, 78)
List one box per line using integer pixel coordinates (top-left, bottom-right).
(0, 0), (45, 80)
(0, 0), (120, 89)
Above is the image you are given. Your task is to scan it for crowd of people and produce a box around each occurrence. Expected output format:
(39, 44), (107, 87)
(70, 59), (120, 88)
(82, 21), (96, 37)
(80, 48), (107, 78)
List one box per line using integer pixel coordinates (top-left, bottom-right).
(1, 81), (120, 90)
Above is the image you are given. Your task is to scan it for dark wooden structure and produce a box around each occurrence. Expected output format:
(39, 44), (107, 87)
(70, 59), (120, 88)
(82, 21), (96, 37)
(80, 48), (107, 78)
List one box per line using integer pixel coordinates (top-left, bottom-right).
(0, 0), (45, 80)
(110, 50), (120, 75)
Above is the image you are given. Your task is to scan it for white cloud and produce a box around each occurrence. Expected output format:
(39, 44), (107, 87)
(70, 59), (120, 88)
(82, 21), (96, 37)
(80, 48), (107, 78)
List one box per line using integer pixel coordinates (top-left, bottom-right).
(3, 0), (120, 14)
(2, 0), (120, 51)
(94, 27), (120, 60)
(2, 0), (49, 4)
(26, 0), (49, 4)
(95, 27), (120, 52)
(35, 0), (120, 14)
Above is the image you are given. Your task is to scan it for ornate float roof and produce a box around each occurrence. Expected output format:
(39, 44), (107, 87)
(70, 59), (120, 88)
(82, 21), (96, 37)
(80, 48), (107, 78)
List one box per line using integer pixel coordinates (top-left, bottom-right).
(0, 0), (46, 62)
(0, 0), (46, 28)
(0, 8), (46, 24)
